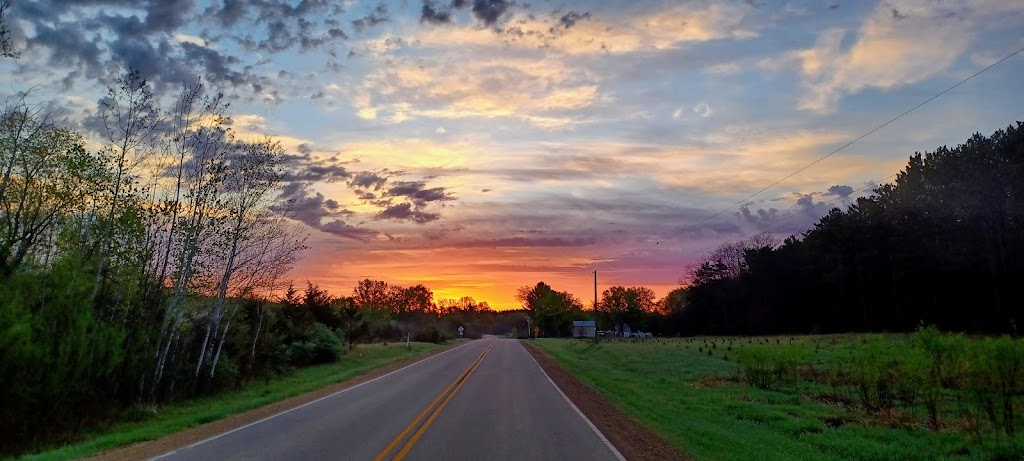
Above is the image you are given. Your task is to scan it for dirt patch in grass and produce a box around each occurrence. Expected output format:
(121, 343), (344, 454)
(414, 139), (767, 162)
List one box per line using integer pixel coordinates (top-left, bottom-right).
(522, 340), (690, 461)
(84, 344), (457, 461)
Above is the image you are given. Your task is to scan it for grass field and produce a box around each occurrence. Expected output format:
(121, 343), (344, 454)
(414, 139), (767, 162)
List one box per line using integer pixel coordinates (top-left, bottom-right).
(15, 342), (448, 461)
(534, 335), (1023, 461)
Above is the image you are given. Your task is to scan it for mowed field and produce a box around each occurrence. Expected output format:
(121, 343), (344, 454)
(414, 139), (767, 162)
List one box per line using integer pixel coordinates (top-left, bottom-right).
(534, 334), (1024, 461)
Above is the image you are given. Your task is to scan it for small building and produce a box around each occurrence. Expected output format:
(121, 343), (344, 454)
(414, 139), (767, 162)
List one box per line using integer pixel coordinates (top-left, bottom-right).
(572, 320), (597, 338)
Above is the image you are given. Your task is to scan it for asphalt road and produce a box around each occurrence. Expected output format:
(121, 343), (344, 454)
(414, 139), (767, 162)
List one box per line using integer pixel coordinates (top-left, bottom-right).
(154, 338), (624, 461)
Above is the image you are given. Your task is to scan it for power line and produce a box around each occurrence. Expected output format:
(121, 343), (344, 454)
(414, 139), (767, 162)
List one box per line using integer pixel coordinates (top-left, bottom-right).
(674, 44), (1024, 237)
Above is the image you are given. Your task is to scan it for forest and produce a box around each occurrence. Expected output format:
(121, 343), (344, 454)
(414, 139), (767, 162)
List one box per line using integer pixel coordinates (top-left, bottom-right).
(677, 123), (1024, 336)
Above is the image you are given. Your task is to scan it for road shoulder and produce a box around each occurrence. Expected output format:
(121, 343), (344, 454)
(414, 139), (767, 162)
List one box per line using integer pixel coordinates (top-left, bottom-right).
(521, 340), (690, 461)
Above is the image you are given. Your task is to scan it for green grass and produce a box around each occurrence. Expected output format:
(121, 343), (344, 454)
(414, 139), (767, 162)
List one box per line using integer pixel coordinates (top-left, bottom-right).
(533, 335), (1021, 461)
(16, 342), (448, 461)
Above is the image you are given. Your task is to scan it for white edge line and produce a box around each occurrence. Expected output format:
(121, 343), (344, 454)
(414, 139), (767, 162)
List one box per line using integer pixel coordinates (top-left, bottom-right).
(149, 340), (477, 460)
(520, 340), (628, 461)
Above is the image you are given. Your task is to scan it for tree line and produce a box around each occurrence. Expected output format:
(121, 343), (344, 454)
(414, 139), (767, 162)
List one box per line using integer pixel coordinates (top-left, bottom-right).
(514, 123), (1024, 339)
(0, 72), (316, 452)
(680, 123), (1024, 335)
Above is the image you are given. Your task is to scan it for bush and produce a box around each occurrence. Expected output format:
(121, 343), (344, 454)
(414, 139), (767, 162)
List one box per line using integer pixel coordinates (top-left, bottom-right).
(963, 336), (1024, 437)
(413, 326), (450, 344)
(285, 341), (317, 366)
(843, 335), (901, 411)
(911, 325), (967, 428)
(308, 322), (343, 364)
(737, 344), (808, 390)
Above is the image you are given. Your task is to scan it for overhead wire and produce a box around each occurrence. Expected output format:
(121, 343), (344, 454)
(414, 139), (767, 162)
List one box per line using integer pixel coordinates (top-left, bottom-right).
(665, 44), (1024, 241)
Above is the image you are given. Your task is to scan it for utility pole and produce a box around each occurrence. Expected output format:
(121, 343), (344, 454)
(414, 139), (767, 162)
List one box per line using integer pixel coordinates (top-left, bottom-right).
(593, 270), (599, 343)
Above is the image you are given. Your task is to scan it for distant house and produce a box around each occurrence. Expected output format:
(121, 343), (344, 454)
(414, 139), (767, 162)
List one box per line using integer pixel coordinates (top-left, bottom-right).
(572, 320), (597, 338)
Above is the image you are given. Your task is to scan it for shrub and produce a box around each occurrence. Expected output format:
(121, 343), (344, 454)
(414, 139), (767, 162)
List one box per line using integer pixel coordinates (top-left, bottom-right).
(737, 344), (808, 390)
(844, 335), (900, 411)
(308, 322), (343, 364)
(964, 336), (1024, 437)
(911, 325), (967, 428)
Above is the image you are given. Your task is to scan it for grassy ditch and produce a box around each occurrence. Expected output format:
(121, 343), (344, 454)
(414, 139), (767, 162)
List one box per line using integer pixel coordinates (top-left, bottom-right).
(534, 330), (1024, 461)
(16, 342), (447, 461)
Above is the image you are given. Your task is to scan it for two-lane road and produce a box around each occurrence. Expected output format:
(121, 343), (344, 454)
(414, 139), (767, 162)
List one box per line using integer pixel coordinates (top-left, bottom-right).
(155, 339), (624, 461)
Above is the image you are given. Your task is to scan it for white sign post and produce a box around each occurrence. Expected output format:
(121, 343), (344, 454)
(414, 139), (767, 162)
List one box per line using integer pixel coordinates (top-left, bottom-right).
(458, 325), (464, 339)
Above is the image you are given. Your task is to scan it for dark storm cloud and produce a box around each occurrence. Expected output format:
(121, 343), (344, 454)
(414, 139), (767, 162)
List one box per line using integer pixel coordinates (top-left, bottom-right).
(352, 3), (389, 33)
(376, 203), (441, 224)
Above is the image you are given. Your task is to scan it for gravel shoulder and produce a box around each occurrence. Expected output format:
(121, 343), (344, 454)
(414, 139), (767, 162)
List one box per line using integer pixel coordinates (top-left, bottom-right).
(521, 340), (691, 461)
(84, 343), (459, 461)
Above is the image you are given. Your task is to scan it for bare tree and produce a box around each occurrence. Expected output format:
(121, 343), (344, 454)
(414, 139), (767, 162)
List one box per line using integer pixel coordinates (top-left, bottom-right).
(1, 0), (20, 58)
(90, 70), (161, 303)
(194, 138), (291, 380)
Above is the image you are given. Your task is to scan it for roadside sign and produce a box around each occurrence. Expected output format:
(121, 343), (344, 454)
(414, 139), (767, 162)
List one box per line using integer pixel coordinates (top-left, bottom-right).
(458, 326), (464, 336)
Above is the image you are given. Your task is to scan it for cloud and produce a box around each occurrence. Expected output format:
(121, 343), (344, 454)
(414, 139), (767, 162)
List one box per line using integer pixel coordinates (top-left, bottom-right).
(466, 0), (515, 26)
(349, 171), (389, 190)
(693, 103), (712, 117)
(771, 0), (1024, 112)
(9, 0), (356, 99)
(352, 3), (389, 33)
(376, 202), (441, 223)
(320, 219), (380, 240)
(416, 1), (758, 56)
(385, 181), (455, 206)
(558, 11), (592, 29)
(357, 56), (600, 128)
(418, 0), (518, 26)
(421, 1), (454, 24)
(825, 184), (854, 196)
(274, 182), (378, 241)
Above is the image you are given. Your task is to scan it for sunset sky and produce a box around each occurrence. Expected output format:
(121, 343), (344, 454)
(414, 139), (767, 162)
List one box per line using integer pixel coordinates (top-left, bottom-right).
(2, 0), (1023, 309)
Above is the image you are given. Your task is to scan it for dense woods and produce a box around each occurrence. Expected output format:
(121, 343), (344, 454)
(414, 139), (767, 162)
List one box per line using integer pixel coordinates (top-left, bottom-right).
(677, 123), (1024, 336)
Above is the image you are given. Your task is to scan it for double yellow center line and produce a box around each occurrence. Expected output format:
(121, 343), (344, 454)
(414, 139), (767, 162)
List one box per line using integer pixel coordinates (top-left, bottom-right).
(373, 341), (496, 461)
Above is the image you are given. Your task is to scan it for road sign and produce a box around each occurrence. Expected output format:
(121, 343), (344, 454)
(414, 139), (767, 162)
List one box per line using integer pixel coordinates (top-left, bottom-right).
(458, 326), (464, 336)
